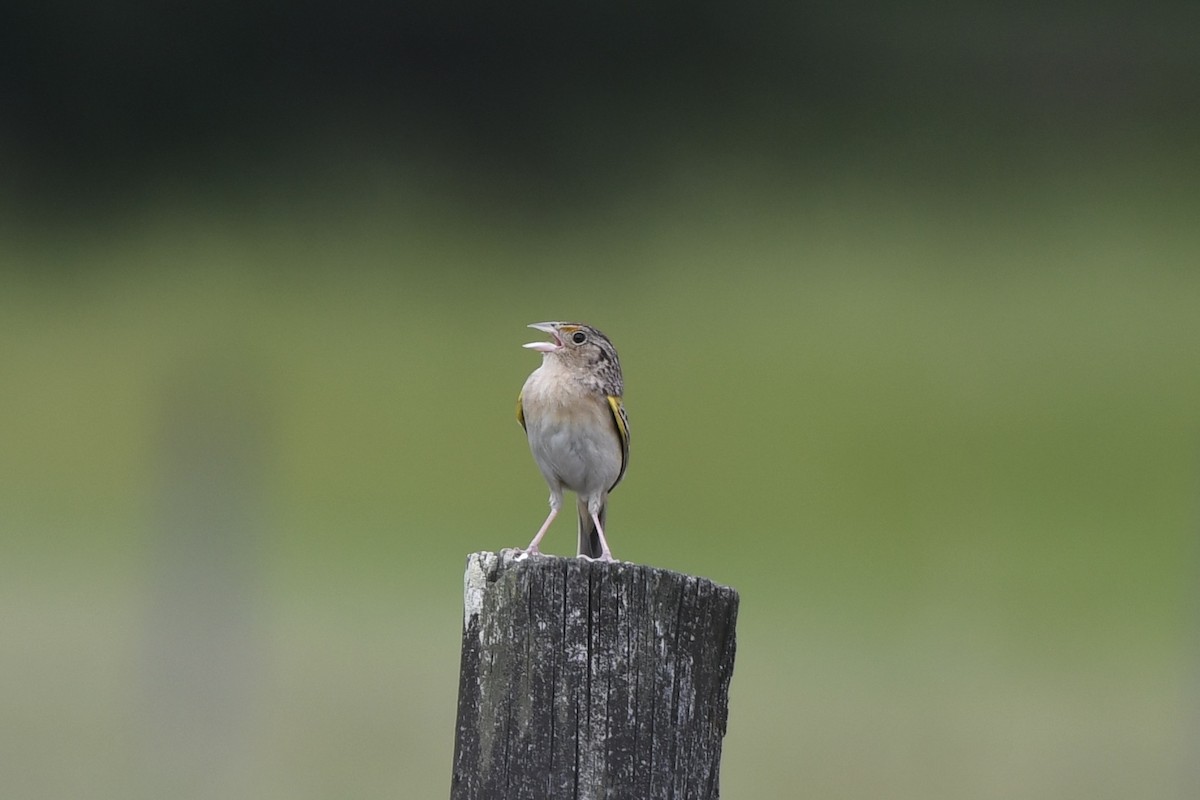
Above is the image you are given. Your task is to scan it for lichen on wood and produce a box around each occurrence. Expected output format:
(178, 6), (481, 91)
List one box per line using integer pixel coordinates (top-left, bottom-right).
(451, 551), (739, 800)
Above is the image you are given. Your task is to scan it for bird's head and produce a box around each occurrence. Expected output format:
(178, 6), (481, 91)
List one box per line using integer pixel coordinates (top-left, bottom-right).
(523, 322), (622, 388)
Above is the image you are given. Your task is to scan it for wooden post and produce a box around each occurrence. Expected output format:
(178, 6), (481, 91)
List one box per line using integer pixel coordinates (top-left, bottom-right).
(450, 551), (740, 800)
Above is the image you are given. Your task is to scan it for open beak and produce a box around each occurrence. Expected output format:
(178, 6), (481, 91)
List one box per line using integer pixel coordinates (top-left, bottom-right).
(523, 322), (563, 353)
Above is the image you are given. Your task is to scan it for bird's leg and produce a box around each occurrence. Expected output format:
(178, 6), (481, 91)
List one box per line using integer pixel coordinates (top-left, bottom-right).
(521, 493), (561, 556)
(522, 509), (557, 555)
(589, 510), (615, 562)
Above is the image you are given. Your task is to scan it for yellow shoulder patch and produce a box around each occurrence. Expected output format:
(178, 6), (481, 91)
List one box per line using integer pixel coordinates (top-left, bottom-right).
(606, 395), (630, 491)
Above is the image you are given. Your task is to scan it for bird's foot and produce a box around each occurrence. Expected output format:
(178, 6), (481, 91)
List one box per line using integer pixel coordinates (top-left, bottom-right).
(513, 545), (543, 561)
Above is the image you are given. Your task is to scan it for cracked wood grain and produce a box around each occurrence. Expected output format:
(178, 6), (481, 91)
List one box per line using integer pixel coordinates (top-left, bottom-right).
(451, 551), (739, 800)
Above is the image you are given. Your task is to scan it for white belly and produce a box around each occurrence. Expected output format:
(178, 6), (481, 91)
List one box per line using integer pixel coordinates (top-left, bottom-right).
(522, 367), (622, 495)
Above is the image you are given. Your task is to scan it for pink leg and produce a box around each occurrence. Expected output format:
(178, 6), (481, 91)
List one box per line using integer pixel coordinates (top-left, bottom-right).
(590, 511), (615, 562)
(522, 507), (558, 555)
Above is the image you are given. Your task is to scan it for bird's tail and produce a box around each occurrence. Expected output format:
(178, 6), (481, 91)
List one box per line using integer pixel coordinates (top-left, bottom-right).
(576, 498), (605, 559)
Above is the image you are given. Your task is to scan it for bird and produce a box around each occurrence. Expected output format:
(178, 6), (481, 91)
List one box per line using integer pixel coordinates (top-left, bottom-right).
(516, 322), (630, 561)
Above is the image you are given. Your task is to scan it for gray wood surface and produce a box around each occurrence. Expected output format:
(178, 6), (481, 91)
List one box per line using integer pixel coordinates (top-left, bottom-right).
(450, 551), (739, 800)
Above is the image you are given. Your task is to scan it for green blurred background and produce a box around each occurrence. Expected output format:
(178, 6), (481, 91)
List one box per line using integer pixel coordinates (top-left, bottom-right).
(2, 2), (1197, 798)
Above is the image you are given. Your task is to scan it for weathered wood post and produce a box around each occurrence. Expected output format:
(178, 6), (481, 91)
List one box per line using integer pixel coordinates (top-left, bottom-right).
(450, 551), (739, 800)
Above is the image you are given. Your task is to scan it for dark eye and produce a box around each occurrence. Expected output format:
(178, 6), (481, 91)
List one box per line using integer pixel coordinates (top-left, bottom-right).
(571, 331), (587, 344)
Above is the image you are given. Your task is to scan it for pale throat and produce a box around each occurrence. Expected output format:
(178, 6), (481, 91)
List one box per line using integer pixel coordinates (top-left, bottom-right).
(525, 356), (605, 409)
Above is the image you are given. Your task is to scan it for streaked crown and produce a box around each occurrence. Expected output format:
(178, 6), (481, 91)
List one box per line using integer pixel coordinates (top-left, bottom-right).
(524, 321), (623, 396)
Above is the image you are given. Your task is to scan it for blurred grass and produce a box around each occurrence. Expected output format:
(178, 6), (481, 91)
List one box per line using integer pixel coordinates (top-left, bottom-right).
(1, 150), (1197, 798)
